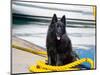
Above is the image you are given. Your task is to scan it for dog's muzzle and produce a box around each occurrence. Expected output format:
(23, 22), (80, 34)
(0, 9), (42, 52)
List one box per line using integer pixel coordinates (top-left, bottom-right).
(56, 33), (61, 40)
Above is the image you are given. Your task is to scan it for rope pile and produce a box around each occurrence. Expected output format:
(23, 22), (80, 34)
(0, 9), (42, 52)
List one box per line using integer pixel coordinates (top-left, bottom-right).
(29, 58), (94, 72)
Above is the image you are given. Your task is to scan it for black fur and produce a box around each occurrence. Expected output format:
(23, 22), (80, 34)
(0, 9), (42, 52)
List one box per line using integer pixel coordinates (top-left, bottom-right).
(46, 14), (78, 66)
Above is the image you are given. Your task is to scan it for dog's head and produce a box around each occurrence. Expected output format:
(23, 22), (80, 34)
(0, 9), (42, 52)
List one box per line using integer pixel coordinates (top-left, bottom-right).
(51, 14), (66, 40)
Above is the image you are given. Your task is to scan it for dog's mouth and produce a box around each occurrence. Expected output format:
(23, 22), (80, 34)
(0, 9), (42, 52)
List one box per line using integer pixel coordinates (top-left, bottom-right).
(56, 33), (61, 40)
(57, 36), (61, 40)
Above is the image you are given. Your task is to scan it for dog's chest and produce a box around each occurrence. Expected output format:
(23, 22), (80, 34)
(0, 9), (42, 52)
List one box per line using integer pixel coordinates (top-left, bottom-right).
(56, 40), (66, 53)
(56, 40), (61, 46)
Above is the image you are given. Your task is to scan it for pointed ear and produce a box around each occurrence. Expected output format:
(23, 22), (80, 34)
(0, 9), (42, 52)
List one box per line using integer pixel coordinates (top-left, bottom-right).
(61, 15), (66, 25)
(51, 14), (58, 24)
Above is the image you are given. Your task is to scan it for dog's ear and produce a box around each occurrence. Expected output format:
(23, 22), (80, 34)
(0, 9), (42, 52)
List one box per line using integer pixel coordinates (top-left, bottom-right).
(61, 15), (66, 25)
(51, 14), (58, 24)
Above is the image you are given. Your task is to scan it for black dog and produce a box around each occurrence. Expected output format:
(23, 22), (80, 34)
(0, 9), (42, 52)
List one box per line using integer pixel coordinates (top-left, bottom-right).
(46, 14), (79, 66)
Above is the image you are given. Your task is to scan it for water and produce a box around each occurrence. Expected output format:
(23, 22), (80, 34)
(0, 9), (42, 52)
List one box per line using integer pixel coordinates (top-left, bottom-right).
(12, 17), (96, 68)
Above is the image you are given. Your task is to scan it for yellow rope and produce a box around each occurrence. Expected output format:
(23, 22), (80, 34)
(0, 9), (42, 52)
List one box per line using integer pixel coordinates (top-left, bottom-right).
(29, 65), (78, 72)
(12, 44), (47, 56)
(29, 58), (94, 72)
(12, 44), (94, 72)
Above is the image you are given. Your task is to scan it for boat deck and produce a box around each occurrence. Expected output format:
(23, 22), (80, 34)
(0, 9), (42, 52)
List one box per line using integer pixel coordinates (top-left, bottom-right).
(12, 36), (46, 74)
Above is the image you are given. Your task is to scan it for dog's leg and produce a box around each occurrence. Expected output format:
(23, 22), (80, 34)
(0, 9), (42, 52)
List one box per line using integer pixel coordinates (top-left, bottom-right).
(48, 49), (56, 66)
(56, 54), (62, 66)
(48, 53), (52, 65)
(51, 51), (56, 66)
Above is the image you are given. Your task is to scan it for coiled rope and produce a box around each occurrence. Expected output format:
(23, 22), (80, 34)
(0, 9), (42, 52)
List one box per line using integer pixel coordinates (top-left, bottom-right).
(29, 58), (94, 72)
(12, 44), (94, 72)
